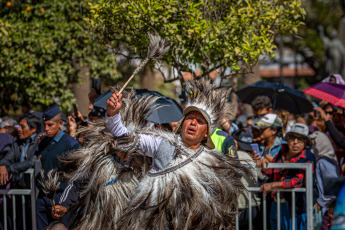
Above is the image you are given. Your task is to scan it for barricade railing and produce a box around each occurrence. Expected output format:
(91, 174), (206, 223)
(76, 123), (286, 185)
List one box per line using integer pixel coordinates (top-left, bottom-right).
(236, 163), (313, 230)
(1, 163), (312, 230)
(0, 168), (37, 230)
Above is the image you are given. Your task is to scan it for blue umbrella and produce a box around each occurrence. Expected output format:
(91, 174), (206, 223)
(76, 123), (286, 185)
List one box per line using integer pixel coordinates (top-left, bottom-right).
(236, 81), (313, 114)
(93, 89), (183, 124)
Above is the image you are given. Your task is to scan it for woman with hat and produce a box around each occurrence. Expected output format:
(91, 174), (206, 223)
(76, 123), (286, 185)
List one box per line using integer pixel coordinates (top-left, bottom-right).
(257, 123), (316, 230)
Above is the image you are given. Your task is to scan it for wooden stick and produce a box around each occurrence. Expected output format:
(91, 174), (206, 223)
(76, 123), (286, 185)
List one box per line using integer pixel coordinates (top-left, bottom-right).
(118, 58), (150, 94)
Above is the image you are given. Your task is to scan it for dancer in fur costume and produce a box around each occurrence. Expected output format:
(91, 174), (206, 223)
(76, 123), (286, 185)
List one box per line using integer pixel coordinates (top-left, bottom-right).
(106, 78), (249, 229)
(51, 89), (155, 230)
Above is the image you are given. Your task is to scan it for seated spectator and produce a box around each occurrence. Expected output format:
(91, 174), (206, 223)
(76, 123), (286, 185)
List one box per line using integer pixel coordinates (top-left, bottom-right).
(251, 95), (273, 118)
(0, 114), (40, 187)
(0, 126), (18, 138)
(257, 123), (316, 230)
(252, 113), (283, 162)
(310, 131), (340, 219)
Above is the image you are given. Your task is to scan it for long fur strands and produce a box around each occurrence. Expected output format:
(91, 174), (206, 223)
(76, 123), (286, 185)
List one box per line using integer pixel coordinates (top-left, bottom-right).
(116, 78), (248, 229)
(39, 169), (61, 200)
(58, 88), (158, 230)
(117, 134), (250, 230)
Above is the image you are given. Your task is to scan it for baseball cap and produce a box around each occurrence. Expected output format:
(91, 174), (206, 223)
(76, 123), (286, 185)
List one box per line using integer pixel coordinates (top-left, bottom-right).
(252, 113), (282, 130)
(232, 129), (253, 152)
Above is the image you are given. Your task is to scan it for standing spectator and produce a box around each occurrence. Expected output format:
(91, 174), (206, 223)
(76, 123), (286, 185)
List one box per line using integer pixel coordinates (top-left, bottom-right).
(211, 118), (238, 159)
(21, 101), (34, 116)
(0, 133), (14, 230)
(0, 114), (40, 187)
(314, 106), (345, 175)
(36, 105), (80, 230)
(0, 126), (18, 139)
(309, 131), (340, 217)
(0, 133), (14, 161)
(275, 109), (290, 135)
(257, 123), (316, 230)
(0, 116), (18, 129)
(251, 95), (273, 118)
(252, 113), (283, 162)
(232, 129), (264, 229)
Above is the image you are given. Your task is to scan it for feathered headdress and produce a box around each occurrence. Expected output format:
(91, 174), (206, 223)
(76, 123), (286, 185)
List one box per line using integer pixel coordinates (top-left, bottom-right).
(175, 78), (233, 148)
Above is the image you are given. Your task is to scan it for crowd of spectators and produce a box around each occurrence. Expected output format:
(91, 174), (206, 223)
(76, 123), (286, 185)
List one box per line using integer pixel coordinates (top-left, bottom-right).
(1, 81), (345, 230)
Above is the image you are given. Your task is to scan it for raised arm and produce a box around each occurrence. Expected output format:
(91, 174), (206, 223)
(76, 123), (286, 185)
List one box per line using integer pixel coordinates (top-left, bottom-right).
(106, 91), (162, 158)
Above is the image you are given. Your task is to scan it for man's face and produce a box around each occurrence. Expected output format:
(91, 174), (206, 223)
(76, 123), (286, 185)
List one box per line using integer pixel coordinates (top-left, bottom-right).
(255, 108), (269, 117)
(260, 127), (276, 140)
(181, 111), (208, 146)
(43, 120), (62, 138)
(287, 133), (307, 156)
(18, 118), (36, 140)
(325, 106), (334, 121)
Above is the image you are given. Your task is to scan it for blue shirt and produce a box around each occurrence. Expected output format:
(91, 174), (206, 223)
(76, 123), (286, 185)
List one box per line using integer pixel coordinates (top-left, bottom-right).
(260, 137), (284, 158)
(52, 130), (65, 144)
(19, 133), (37, 184)
(20, 133), (37, 163)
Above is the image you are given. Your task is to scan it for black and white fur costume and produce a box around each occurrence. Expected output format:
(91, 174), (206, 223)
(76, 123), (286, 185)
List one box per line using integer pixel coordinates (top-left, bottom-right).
(112, 79), (248, 229)
(59, 78), (248, 230)
(58, 89), (155, 230)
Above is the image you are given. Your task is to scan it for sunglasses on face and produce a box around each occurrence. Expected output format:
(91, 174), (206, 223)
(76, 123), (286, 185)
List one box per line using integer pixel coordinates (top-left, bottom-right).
(287, 135), (306, 143)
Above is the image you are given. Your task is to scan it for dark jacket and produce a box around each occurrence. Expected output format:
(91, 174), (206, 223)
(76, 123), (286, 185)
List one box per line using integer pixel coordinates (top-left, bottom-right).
(37, 132), (80, 192)
(326, 120), (345, 149)
(0, 134), (39, 183)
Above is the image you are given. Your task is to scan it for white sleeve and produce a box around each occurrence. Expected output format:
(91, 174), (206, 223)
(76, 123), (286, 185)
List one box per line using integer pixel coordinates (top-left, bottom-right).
(106, 113), (161, 158)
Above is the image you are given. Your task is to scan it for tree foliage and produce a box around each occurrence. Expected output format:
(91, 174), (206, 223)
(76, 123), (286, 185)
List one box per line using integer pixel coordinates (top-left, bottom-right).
(0, 0), (120, 115)
(291, 0), (343, 77)
(87, 0), (305, 84)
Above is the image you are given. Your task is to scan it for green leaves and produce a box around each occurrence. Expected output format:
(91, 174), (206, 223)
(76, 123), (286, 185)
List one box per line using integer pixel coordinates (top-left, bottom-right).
(0, 0), (120, 114)
(87, 0), (304, 78)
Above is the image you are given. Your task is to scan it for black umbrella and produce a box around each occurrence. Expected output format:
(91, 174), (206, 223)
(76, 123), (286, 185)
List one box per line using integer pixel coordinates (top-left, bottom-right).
(236, 81), (313, 114)
(93, 89), (183, 124)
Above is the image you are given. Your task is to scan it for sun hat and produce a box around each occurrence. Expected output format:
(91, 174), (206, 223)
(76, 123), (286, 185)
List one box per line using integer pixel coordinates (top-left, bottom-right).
(286, 123), (309, 139)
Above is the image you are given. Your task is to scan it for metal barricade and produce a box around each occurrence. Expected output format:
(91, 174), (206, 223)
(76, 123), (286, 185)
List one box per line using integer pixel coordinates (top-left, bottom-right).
(236, 163), (313, 230)
(0, 168), (37, 230)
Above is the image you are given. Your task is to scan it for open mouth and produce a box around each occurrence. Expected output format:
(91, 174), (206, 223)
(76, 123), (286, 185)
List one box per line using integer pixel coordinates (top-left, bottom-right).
(187, 128), (196, 134)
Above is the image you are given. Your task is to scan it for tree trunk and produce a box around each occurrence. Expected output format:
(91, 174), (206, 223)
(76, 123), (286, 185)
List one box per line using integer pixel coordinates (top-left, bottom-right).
(141, 66), (155, 90)
(72, 65), (90, 117)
